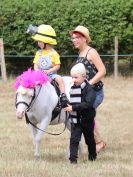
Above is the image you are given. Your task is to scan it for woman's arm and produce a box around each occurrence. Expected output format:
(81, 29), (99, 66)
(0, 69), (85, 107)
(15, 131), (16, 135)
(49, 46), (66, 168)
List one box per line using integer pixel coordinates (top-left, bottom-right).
(87, 48), (106, 85)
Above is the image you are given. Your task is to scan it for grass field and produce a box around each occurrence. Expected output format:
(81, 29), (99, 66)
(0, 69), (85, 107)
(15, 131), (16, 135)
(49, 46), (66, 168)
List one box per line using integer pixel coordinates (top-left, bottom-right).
(0, 77), (133, 177)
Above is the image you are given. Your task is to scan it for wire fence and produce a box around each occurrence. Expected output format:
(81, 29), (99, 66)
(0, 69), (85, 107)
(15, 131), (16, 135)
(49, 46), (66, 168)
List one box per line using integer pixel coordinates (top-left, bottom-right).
(4, 54), (133, 77)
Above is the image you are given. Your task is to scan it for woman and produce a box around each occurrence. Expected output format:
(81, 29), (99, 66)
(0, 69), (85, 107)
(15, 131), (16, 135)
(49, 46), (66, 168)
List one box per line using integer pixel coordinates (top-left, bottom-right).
(69, 25), (106, 153)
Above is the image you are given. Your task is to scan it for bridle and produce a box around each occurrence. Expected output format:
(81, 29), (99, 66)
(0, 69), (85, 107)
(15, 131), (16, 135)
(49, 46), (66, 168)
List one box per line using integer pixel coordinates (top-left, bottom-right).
(15, 87), (36, 111)
(15, 85), (69, 136)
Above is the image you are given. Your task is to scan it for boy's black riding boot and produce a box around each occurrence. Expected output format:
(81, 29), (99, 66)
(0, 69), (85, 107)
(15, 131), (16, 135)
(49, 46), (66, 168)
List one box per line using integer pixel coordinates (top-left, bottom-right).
(70, 160), (77, 164)
(60, 93), (69, 108)
(69, 156), (77, 164)
(88, 153), (97, 161)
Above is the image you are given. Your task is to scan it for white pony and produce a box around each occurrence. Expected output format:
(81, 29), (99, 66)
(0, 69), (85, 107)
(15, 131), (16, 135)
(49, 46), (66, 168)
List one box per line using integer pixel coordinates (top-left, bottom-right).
(15, 68), (74, 159)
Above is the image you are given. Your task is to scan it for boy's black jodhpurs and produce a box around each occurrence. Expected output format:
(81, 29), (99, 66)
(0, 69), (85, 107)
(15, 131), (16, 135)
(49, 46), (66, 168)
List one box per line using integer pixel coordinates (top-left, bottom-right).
(69, 120), (96, 162)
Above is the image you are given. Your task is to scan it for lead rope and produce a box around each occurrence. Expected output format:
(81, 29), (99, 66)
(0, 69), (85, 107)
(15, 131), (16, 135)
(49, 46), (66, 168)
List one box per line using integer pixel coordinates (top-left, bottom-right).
(25, 111), (69, 136)
(25, 85), (69, 135)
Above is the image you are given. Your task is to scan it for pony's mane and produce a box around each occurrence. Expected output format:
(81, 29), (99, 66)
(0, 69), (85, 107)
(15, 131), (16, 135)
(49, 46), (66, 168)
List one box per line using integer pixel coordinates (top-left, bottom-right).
(14, 68), (50, 90)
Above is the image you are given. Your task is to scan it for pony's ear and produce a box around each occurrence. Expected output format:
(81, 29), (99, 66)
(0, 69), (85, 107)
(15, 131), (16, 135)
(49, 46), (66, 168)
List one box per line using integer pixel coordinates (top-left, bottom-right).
(35, 81), (40, 85)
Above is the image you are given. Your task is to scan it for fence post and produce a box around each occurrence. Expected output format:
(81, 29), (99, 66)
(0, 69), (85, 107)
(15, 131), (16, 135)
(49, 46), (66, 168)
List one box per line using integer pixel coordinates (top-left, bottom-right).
(114, 36), (118, 79)
(0, 38), (7, 82)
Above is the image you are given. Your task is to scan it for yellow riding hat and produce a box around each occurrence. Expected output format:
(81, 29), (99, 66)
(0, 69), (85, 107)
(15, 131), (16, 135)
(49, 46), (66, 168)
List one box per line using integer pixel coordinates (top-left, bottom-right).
(32, 24), (57, 45)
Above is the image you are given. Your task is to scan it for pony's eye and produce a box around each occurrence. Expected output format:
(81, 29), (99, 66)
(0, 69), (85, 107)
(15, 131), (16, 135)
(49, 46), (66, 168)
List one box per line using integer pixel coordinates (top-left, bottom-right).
(27, 90), (34, 97)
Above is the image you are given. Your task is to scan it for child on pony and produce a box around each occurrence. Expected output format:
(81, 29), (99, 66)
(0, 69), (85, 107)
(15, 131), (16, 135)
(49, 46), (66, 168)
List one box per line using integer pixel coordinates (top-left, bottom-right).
(27, 24), (69, 108)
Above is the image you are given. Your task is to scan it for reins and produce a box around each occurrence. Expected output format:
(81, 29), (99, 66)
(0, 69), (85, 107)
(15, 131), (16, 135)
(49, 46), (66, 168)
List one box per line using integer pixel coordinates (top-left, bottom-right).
(25, 110), (69, 136)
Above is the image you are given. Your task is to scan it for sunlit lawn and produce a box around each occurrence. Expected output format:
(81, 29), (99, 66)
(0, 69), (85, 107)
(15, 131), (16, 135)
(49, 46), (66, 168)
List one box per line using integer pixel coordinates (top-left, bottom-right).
(0, 76), (133, 177)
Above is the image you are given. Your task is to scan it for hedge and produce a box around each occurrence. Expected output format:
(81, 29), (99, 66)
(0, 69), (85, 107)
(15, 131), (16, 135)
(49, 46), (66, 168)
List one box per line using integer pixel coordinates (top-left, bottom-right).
(0, 0), (133, 56)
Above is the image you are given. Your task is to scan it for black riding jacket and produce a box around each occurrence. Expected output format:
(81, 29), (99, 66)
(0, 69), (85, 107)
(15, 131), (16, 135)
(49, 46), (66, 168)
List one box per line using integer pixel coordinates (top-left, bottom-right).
(72, 82), (96, 122)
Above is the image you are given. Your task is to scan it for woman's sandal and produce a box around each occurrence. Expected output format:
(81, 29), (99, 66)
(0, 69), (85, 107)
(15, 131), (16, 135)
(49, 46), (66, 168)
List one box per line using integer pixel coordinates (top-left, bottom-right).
(96, 141), (106, 154)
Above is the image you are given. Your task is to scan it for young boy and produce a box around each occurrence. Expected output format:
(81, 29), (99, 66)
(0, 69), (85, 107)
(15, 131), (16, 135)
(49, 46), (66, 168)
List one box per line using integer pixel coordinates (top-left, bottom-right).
(28, 24), (69, 108)
(64, 63), (97, 164)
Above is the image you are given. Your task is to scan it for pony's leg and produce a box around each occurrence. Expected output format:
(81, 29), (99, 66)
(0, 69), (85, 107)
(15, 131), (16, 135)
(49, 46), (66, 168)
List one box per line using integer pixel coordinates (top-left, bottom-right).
(34, 118), (50, 159)
(29, 124), (37, 147)
(66, 122), (71, 159)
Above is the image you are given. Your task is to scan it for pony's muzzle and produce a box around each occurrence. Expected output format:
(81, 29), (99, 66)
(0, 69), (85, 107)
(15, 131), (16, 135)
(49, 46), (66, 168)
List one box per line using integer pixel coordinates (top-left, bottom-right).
(16, 105), (26, 119)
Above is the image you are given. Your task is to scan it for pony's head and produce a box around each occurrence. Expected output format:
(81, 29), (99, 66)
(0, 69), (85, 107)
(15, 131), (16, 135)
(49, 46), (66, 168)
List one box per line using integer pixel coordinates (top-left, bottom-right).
(14, 68), (50, 90)
(15, 68), (50, 119)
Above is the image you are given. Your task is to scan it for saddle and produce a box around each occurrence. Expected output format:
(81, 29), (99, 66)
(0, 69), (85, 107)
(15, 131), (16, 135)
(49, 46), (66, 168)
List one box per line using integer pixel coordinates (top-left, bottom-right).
(51, 80), (60, 97)
(51, 80), (69, 121)
(51, 80), (61, 121)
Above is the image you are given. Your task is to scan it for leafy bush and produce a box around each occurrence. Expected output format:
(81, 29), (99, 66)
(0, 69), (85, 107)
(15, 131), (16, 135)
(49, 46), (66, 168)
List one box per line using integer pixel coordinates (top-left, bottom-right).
(0, 0), (132, 55)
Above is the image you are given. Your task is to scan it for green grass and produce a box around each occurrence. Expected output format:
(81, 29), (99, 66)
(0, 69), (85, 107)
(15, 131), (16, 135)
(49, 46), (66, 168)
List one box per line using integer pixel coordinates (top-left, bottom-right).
(0, 77), (133, 177)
